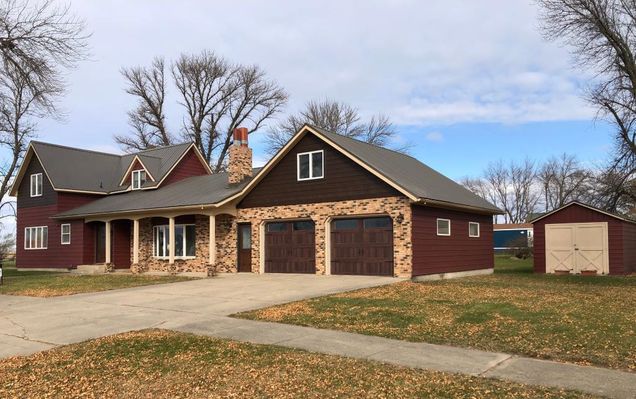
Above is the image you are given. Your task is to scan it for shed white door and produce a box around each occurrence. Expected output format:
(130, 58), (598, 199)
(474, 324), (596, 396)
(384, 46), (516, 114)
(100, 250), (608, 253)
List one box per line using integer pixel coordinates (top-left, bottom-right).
(545, 222), (609, 274)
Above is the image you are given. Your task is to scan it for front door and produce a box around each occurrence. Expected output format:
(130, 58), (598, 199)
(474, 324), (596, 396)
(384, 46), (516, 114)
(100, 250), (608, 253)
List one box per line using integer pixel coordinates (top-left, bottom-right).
(95, 223), (106, 264)
(237, 223), (252, 272)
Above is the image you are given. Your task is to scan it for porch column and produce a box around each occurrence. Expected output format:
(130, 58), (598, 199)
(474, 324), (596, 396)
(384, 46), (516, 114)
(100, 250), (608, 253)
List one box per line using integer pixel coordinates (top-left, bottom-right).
(209, 214), (216, 265)
(132, 219), (139, 264)
(168, 216), (175, 264)
(105, 221), (112, 264)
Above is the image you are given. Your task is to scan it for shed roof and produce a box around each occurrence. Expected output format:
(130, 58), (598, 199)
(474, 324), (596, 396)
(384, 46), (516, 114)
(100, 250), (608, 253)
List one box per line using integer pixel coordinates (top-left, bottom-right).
(529, 201), (636, 225)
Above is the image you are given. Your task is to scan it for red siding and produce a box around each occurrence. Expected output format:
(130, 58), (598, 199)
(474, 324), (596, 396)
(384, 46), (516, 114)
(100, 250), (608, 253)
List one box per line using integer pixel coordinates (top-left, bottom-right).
(57, 192), (103, 212)
(623, 223), (636, 274)
(411, 205), (494, 276)
(533, 204), (626, 275)
(112, 220), (131, 269)
(162, 148), (209, 186)
(16, 205), (87, 269)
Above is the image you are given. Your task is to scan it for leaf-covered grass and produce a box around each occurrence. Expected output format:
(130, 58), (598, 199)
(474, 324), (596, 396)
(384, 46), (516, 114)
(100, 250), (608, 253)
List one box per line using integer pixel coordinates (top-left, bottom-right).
(237, 256), (636, 371)
(0, 262), (190, 297)
(0, 329), (595, 398)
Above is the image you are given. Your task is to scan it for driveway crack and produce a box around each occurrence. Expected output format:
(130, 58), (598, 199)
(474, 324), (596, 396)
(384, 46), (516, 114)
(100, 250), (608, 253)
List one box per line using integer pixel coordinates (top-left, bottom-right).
(3, 316), (27, 339)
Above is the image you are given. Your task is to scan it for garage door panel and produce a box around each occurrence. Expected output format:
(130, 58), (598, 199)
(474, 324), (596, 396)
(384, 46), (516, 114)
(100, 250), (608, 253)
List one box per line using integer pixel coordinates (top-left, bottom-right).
(331, 217), (393, 276)
(265, 221), (315, 274)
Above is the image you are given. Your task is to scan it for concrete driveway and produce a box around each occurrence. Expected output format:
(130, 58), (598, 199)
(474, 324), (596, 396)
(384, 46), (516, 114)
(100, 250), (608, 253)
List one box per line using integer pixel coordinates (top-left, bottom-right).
(0, 274), (396, 358)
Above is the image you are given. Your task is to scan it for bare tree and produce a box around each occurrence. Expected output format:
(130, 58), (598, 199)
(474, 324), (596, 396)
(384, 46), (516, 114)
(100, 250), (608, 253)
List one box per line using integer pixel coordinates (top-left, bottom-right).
(119, 52), (287, 171)
(0, 0), (88, 96)
(537, 153), (592, 211)
(116, 57), (172, 151)
(265, 99), (406, 155)
(538, 0), (636, 206)
(0, 0), (86, 220)
(0, 60), (62, 217)
(172, 51), (237, 163)
(463, 159), (539, 223)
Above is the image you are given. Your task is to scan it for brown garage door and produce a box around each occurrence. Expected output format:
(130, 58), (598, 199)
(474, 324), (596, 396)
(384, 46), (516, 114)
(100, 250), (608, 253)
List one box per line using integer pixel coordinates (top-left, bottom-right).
(331, 216), (393, 276)
(265, 220), (315, 273)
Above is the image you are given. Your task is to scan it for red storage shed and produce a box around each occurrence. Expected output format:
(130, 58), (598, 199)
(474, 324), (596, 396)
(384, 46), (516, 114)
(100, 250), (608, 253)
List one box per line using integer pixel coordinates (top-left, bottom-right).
(532, 202), (636, 275)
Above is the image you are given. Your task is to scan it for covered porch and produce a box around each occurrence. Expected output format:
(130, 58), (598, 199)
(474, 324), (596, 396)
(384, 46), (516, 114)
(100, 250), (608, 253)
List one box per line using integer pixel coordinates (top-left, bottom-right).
(84, 206), (239, 276)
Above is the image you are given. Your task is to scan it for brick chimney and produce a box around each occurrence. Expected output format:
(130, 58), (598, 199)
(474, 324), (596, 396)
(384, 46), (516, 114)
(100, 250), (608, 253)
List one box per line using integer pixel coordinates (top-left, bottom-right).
(228, 127), (253, 184)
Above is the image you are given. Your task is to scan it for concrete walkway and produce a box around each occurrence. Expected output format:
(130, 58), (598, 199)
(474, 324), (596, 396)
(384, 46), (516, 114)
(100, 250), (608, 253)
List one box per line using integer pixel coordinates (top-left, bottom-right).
(1, 274), (635, 398)
(173, 316), (636, 399)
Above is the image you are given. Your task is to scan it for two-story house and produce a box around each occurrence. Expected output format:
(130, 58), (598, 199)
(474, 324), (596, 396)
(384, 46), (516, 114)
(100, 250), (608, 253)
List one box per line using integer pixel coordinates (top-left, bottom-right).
(12, 125), (501, 279)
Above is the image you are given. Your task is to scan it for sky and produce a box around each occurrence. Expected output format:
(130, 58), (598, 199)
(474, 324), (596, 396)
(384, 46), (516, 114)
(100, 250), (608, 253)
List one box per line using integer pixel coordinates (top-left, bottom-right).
(9, 0), (615, 194)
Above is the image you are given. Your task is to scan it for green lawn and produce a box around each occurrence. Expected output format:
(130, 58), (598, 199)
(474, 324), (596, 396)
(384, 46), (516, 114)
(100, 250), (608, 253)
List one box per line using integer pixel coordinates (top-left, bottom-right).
(0, 329), (595, 398)
(0, 261), (190, 297)
(237, 256), (636, 371)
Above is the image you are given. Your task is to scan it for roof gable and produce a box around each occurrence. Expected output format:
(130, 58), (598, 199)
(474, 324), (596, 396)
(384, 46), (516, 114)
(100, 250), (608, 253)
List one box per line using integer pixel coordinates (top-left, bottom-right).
(11, 141), (211, 196)
(238, 131), (401, 208)
(530, 201), (636, 224)
(225, 125), (501, 213)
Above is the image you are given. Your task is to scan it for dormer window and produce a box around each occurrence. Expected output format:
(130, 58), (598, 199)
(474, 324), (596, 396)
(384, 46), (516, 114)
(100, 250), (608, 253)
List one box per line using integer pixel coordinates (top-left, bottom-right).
(297, 150), (324, 181)
(30, 173), (42, 197)
(131, 170), (146, 190)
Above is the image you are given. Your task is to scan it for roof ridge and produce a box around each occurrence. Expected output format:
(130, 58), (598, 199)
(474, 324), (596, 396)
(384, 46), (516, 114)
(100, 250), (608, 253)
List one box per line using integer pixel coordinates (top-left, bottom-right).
(308, 125), (420, 162)
(31, 141), (122, 158)
(133, 142), (193, 155)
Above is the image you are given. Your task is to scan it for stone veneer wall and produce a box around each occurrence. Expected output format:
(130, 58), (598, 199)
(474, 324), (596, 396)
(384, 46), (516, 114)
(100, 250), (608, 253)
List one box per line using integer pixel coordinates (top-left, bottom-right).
(228, 145), (253, 184)
(237, 196), (413, 277)
(132, 214), (235, 274)
(215, 213), (237, 273)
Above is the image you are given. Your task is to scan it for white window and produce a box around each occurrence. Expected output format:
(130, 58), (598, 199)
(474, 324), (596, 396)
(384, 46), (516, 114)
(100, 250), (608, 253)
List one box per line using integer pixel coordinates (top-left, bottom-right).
(297, 150), (324, 181)
(131, 170), (147, 190)
(61, 223), (71, 245)
(153, 224), (196, 258)
(436, 219), (451, 236)
(469, 222), (480, 238)
(30, 173), (43, 197)
(24, 226), (48, 249)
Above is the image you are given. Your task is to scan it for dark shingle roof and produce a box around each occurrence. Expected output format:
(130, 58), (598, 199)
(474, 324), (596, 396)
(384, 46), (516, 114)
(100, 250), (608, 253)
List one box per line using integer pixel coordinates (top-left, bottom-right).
(31, 141), (193, 193)
(55, 169), (261, 218)
(310, 126), (501, 213)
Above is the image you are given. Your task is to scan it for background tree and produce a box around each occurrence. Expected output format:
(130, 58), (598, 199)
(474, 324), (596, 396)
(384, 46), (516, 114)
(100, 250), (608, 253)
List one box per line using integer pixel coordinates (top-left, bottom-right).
(538, 0), (636, 210)
(118, 51), (287, 172)
(0, 0), (87, 219)
(115, 57), (172, 151)
(265, 99), (405, 155)
(0, 0), (87, 96)
(537, 153), (592, 211)
(462, 159), (539, 223)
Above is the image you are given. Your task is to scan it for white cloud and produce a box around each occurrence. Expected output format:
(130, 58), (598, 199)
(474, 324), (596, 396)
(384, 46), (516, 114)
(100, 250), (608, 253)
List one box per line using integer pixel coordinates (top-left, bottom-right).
(425, 131), (444, 142)
(37, 0), (594, 148)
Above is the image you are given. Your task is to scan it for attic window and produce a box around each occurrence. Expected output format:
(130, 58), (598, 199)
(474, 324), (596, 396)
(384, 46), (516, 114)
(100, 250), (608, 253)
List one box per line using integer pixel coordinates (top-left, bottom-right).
(30, 173), (42, 197)
(297, 150), (324, 181)
(132, 170), (146, 190)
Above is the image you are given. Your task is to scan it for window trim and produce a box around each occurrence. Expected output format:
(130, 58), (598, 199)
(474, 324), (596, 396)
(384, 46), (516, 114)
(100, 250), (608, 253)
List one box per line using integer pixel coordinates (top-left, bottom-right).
(297, 150), (324, 181)
(131, 170), (147, 190)
(61, 223), (71, 245)
(152, 223), (196, 259)
(24, 226), (48, 250)
(469, 222), (480, 238)
(30, 173), (43, 197)
(436, 218), (451, 236)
